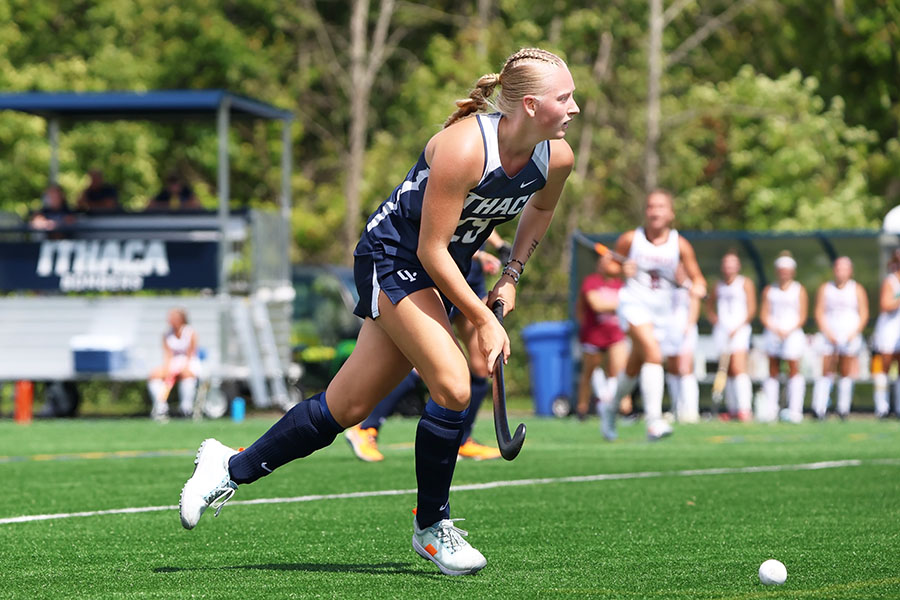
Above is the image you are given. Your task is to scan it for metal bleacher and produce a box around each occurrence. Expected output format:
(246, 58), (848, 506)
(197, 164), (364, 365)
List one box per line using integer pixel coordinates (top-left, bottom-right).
(0, 296), (222, 381)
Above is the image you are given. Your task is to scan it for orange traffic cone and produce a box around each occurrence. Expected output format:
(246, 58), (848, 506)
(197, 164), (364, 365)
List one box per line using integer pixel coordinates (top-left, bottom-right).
(14, 380), (33, 424)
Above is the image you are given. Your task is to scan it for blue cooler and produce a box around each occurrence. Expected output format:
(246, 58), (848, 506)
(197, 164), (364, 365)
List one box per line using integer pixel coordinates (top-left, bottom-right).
(70, 335), (129, 373)
(521, 321), (574, 416)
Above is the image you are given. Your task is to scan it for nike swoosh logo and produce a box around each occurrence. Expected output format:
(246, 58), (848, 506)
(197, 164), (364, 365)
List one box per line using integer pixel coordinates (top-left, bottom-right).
(520, 179), (538, 188)
(439, 502), (449, 511)
(261, 462), (273, 473)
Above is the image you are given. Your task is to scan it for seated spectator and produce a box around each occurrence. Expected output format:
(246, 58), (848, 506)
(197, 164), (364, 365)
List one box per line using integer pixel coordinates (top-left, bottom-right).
(147, 308), (201, 421)
(29, 184), (74, 231)
(146, 174), (200, 211)
(76, 169), (120, 212)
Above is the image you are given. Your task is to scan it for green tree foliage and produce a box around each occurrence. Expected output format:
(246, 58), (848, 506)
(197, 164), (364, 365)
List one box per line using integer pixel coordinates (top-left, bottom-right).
(0, 0), (898, 258)
(663, 67), (895, 231)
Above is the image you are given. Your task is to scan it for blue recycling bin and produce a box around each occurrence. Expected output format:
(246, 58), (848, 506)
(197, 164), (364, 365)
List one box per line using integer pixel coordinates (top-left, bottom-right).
(521, 321), (575, 416)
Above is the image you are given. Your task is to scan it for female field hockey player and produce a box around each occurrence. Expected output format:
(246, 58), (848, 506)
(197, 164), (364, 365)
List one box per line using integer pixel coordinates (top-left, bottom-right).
(872, 249), (900, 417)
(706, 250), (757, 421)
(147, 308), (200, 421)
(759, 252), (808, 423)
(178, 48), (579, 576)
(600, 190), (706, 441)
(812, 256), (868, 420)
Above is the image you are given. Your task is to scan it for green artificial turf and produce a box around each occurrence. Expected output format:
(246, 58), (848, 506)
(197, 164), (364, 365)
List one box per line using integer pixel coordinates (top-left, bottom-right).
(2, 414), (899, 599)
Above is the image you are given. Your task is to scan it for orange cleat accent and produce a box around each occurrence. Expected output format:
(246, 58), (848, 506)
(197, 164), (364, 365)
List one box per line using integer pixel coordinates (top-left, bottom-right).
(457, 439), (501, 461)
(425, 544), (438, 557)
(345, 425), (384, 462)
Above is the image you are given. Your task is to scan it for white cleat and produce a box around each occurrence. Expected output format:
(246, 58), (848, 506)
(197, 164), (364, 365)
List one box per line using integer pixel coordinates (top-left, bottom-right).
(412, 518), (487, 576)
(647, 418), (673, 441)
(179, 438), (238, 530)
(599, 401), (618, 441)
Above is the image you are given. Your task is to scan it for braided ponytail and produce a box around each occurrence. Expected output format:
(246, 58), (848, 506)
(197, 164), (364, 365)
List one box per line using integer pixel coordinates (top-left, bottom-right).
(443, 47), (567, 128)
(444, 73), (500, 128)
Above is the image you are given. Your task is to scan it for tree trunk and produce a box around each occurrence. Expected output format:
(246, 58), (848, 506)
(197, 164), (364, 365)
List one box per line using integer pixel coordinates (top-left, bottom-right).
(645, 0), (663, 194)
(343, 0), (371, 259)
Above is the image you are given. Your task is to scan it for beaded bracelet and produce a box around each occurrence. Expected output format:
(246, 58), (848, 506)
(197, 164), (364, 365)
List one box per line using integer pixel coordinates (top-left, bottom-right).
(506, 258), (526, 273)
(501, 264), (521, 284)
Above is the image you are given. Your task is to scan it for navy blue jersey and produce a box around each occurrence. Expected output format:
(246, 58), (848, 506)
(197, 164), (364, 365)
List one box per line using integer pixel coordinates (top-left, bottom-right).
(356, 113), (551, 275)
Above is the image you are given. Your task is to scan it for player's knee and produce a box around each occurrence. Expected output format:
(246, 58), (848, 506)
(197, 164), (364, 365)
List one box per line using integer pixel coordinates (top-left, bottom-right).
(430, 376), (471, 412)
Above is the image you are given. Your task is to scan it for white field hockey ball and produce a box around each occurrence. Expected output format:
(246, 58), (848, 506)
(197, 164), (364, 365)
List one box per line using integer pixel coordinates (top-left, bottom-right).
(758, 559), (787, 585)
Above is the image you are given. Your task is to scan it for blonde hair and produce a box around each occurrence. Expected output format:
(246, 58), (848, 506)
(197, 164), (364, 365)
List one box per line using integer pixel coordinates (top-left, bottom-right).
(443, 48), (567, 128)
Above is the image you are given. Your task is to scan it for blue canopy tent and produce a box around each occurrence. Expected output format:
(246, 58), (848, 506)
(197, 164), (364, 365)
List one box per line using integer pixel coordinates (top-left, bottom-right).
(0, 89), (295, 292)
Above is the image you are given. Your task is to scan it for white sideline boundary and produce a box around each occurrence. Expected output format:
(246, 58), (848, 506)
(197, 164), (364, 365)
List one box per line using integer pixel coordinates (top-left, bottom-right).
(2, 458), (898, 526)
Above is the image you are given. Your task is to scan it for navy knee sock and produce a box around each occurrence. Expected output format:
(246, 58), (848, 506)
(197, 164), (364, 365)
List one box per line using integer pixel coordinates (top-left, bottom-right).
(360, 371), (419, 430)
(228, 392), (343, 485)
(415, 399), (467, 529)
(461, 375), (488, 443)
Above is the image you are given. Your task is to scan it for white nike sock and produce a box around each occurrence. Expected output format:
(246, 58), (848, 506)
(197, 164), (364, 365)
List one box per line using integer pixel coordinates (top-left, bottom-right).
(591, 367), (607, 402)
(873, 373), (889, 416)
(641, 363), (665, 424)
(787, 374), (806, 420)
(734, 373), (753, 416)
(812, 376), (833, 418)
(613, 372), (638, 404)
(603, 377), (618, 406)
(679, 374), (699, 423)
(148, 379), (167, 405)
(761, 377), (780, 422)
(724, 377), (736, 414)
(666, 373), (681, 416)
(836, 377), (853, 416)
(179, 377), (197, 416)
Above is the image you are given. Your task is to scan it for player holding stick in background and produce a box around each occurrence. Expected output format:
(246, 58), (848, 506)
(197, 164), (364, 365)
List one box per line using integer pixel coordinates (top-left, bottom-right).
(706, 250), (757, 421)
(574, 249), (626, 420)
(599, 190), (706, 441)
(812, 256), (868, 420)
(178, 48), (579, 576)
(871, 249), (900, 418)
(759, 252), (808, 423)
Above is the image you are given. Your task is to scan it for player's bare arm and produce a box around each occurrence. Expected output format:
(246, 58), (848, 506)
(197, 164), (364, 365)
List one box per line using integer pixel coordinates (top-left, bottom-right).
(856, 283), (869, 337)
(418, 120), (509, 367)
(489, 138), (574, 318)
(677, 237), (707, 299)
(744, 277), (758, 328)
(815, 283), (834, 342)
(607, 230), (635, 278)
(880, 277), (900, 313)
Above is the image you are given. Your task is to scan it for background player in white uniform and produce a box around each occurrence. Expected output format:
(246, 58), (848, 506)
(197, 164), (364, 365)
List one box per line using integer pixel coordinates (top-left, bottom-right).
(663, 266), (700, 423)
(706, 250), (757, 421)
(872, 249), (900, 417)
(602, 190), (706, 440)
(759, 253), (808, 423)
(812, 257), (868, 419)
(148, 308), (200, 420)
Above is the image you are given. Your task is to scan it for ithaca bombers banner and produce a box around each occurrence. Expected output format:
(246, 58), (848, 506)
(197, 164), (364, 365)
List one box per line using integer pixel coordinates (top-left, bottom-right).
(0, 239), (218, 291)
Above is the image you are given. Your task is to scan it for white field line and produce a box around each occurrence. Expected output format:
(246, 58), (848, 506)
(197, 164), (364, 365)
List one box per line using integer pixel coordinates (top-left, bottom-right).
(2, 458), (898, 526)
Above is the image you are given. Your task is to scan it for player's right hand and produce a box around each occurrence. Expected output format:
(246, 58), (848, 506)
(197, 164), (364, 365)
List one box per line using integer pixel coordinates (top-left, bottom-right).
(479, 312), (511, 368)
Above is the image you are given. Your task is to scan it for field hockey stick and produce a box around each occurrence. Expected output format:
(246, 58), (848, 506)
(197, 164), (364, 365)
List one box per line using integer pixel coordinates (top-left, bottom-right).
(492, 300), (526, 461)
(710, 352), (731, 414)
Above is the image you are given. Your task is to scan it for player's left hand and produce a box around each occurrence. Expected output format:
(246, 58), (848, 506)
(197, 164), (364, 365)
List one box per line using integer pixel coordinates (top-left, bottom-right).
(689, 280), (707, 299)
(487, 278), (517, 318)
